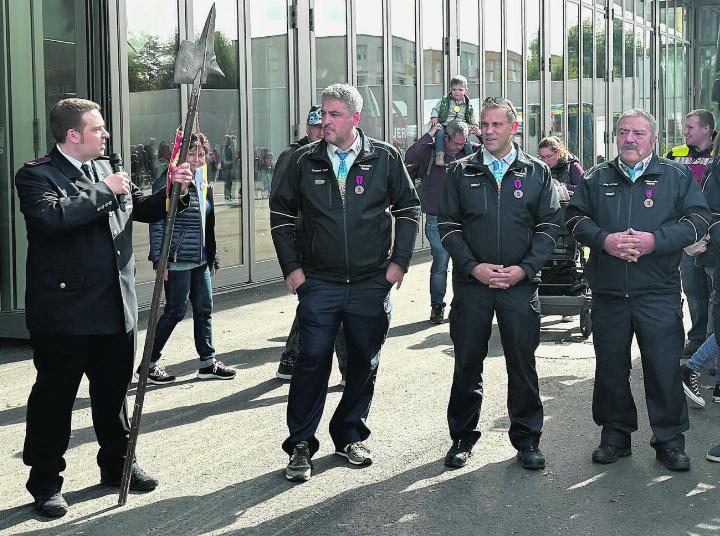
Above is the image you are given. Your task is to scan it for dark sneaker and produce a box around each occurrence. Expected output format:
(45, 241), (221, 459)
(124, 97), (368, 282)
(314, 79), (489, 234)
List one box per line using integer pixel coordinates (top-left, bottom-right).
(681, 364), (705, 408)
(147, 365), (176, 385)
(517, 446), (545, 470)
(101, 463), (159, 491)
(430, 305), (445, 324)
(592, 444), (632, 464)
(33, 490), (68, 518)
(713, 384), (720, 403)
(656, 447), (690, 471)
(706, 444), (720, 462)
(198, 360), (236, 380)
(286, 441), (313, 482)
(276, 354), (295, 380)
(444, 439), (473, 468)
(336, 441), (373, 466)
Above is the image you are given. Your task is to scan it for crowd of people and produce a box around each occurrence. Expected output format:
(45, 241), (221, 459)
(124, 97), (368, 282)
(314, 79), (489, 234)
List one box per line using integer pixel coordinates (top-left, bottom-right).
(14, 76), (720, 517)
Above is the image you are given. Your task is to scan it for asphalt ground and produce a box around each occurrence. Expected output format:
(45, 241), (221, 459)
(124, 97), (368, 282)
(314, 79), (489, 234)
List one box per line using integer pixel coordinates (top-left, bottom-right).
(1, 252), (719, 535)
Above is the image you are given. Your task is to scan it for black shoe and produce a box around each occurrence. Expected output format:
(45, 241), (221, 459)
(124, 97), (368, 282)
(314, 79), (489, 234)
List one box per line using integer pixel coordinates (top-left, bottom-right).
(656, 447), (690, 471)
(33, 490), (68, 518)
(681, 364), (705, 407)
(591, 444), (632, 464)
(276, 354), (295, 380)
(286, 441), (313, 482)
(444, 439), (473, 468)
(147, 365), (176, 385)
(197, 360), (236, 380)
(517, 446), (545, 470)
(682, 340), (701, 358)
(101, 463), (159, 491)
(430, 305), (445, 324)
(713, 384), (720, 403)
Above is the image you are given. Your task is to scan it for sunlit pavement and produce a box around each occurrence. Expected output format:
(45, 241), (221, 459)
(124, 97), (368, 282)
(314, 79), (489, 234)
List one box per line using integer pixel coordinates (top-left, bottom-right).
(1, 252), (719, 535)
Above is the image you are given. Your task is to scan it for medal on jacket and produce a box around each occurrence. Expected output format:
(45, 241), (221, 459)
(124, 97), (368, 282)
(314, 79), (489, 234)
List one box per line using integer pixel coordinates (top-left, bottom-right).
(355, 176), (365, 195)
(453, 105), (461, 113)
(644, 189), (654, 208)
(513, 179), (523, 199)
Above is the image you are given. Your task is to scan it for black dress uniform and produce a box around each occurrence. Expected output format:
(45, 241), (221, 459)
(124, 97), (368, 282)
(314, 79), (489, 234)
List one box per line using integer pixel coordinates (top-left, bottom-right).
(270, 129), (421, 457)
(15, 146), (182, 497)
(438, 145), (562, 450)
(565, 155), (710, 451)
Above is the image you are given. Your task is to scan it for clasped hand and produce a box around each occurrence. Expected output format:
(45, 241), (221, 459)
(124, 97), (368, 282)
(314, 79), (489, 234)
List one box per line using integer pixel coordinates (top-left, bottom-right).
(471, 264), (526, 289)
(603, 228), (655, 262)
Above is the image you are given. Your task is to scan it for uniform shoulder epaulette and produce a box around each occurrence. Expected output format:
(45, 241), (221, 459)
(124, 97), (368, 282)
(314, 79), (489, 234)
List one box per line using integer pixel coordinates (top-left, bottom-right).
(24, 155), (51, 167)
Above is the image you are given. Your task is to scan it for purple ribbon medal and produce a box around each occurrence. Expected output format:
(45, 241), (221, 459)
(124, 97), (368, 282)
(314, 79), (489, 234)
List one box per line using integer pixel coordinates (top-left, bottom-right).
(644, 189), (654, 208)
(355, 176), (365, 195)
(513, 178), (523, 199)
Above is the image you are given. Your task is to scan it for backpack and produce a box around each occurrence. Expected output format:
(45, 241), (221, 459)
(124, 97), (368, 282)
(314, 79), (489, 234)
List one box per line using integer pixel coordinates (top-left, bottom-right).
(405, 151), (435, 204)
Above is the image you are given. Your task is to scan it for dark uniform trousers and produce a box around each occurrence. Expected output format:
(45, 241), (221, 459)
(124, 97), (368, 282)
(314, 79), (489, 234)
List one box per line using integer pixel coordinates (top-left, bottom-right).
(591, 293), (688, 449)
(447, 280), (543, 450)
(24, 330), (135, 496)
(282, 273), (391, 456)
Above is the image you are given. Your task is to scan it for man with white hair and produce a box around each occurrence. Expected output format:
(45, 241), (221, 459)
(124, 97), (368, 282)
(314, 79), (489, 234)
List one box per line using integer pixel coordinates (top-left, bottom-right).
(566, 108), (710, 471)
(270, 83), (421, 481)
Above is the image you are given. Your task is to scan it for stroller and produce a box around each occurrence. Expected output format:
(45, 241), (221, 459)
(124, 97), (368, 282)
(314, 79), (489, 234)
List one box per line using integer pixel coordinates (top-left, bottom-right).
(538, 202), (592, 338)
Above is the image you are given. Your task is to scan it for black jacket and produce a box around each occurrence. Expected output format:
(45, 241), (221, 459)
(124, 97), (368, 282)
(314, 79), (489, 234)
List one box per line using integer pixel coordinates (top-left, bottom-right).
(700, 154), (720, 265)
(438, 144), (562, 283)
(270, 129), (421, 283)
(15, 146), (183, 334)
(565, 155), (710, 297)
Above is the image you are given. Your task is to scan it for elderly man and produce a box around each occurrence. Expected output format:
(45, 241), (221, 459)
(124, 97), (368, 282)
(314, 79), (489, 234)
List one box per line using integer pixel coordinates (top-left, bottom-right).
(405, 120), (479, 323)
(15, 98), (192, 517)
(666, 109), (717, 358)
(566, 108), (710, 471)
(439, 97), (561, 470)
(270, 84), (420, 481)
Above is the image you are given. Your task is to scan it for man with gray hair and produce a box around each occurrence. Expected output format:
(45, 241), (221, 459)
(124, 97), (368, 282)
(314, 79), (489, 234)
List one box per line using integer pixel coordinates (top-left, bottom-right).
(566, 108), (710, 471)
(405, 120), (479, 323)
(439, 97), (561, 471)
(270, 83), (421, 481)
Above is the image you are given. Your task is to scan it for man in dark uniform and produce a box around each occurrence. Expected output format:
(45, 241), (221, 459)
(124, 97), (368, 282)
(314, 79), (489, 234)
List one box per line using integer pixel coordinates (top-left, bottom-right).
(270, 83), (420, 482)
(439, 97), (561, 470)
(565, 108), (710, 471)
(16, 98), (193, 517)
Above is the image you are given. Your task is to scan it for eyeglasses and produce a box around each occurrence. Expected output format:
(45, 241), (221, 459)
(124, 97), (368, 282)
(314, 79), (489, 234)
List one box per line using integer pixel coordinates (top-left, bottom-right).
(537, 151), (557, 161)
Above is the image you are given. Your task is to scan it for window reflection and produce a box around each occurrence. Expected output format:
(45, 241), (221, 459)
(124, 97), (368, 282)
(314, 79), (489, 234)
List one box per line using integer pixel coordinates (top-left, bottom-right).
(126, 0), (180, 284)
(458, 0), (480, 123)
(525, 0), (541, 155)
(356, 0), (384, 139)
(484, 0), (502, 98)
(549, 0), (564, 138)
(193, 0), (243, 268)
(315, 0), (347, 101)
(581, 6), (595, 168)
(391, 0), (417, 153)
(250, 0), (290, 262)
(567, 3), (580, 157)
(594, 10), (607, 162)
(422, 0), (444, 126)
(506, 0), (522, 148)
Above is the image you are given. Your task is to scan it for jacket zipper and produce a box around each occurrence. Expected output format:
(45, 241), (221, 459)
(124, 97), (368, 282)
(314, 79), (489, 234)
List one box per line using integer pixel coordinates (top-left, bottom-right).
(497, 175), (502, 263)
(625, 181), (634, 298)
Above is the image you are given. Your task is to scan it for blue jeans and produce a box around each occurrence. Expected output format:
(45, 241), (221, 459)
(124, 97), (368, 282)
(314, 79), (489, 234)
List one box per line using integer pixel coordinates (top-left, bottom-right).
(151, 264), (215, 365)
(686, 334), (720, 385)
(425, 215), (450, 307)
(680, 253), (714, 344)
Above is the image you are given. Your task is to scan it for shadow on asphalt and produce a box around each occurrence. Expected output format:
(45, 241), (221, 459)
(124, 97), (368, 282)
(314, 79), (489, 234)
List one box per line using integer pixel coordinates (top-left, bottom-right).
(4, 369), (719, 536)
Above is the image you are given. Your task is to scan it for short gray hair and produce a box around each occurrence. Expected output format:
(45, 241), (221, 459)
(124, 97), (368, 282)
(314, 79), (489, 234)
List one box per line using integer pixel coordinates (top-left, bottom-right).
(481, 96), (518, 124)
(618, 108), (657, 137)
(321, 83), (363, 114)
(445, 121), (469, 139)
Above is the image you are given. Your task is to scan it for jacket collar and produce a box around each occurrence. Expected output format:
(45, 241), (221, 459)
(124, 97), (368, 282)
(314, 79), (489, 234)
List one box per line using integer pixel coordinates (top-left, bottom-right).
(608, 153), (662, 183)
(465, 142), (532, 172)
(50, 145), (94, 186)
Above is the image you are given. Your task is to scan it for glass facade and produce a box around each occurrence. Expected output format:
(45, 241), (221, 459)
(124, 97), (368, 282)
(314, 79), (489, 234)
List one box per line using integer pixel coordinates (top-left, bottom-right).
(0, 0), (716, 336)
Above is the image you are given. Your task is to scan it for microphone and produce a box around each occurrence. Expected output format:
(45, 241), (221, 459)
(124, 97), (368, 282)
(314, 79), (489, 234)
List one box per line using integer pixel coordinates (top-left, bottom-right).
(110, 152), (127, 211)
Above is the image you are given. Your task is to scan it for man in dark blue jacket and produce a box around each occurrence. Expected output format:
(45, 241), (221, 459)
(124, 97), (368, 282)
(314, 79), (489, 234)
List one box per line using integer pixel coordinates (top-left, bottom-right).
(15, 98), (192, 517)
(566, 108), (710, 471)
(270, 84), (420, 482)
(439, 97), (561, 471)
